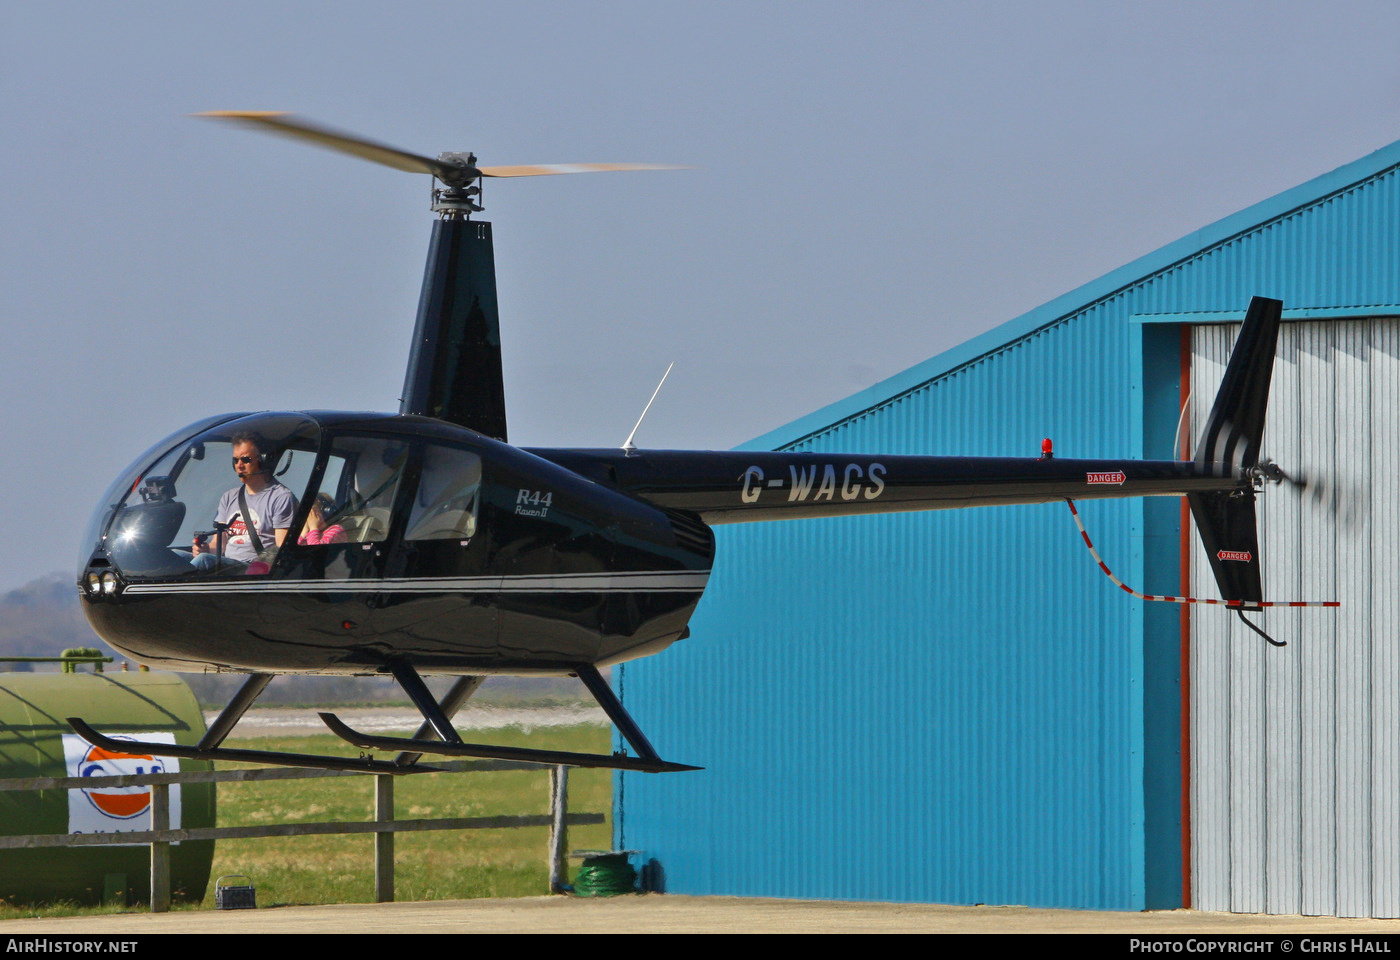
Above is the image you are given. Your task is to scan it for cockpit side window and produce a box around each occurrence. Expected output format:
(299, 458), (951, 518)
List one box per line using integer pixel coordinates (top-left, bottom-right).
(300, 436), (408, 544)
(404, 443), (482, 541)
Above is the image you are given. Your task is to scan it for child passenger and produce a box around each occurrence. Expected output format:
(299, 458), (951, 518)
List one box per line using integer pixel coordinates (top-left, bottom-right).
(300, 494), (347, 545)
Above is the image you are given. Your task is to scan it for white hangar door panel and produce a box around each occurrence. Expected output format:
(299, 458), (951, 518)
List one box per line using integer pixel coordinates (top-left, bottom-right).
(1189, 317), (1400, 918)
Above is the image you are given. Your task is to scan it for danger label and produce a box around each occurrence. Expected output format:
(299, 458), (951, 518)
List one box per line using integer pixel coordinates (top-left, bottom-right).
(1217, 550), (1253, 562)
(1086, 471), (1126, 485)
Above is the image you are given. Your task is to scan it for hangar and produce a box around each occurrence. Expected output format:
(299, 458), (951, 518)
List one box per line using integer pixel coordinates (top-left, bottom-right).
(612, 137), (1400, 917)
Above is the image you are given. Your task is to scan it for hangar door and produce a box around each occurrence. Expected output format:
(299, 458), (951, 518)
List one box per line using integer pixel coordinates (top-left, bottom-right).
(1189, 316), (1400, 917)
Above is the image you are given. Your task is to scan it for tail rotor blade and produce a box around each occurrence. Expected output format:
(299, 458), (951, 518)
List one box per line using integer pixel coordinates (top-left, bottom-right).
(1273, 463), (1368, 530)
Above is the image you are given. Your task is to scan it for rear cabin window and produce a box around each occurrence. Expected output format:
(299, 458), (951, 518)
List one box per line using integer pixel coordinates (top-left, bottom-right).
(404, 444), (482, 541)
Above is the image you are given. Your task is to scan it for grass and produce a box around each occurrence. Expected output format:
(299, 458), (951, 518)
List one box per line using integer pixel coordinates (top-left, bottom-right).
(0, 723), (613, 920)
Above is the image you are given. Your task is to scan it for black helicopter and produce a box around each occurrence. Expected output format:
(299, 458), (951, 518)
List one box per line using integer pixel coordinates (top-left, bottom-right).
(73, 113), (1293, 775)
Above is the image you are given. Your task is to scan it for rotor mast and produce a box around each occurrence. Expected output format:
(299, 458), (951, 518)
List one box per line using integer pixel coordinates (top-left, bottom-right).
(401, 213), (508, 438)
(408, 151), (507, 438)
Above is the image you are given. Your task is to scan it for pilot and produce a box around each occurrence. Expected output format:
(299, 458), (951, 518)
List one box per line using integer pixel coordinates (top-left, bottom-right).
(191, 431), (297, 572)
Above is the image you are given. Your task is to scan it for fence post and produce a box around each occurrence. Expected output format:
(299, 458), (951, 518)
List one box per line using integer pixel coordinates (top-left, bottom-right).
(149, 783), (170, 913)
(548, 765), (569, 893)
(374, 773), (394, 902)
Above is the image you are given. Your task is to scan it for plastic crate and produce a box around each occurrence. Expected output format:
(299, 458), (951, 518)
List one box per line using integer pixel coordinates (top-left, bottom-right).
(214, 875), (256, 910)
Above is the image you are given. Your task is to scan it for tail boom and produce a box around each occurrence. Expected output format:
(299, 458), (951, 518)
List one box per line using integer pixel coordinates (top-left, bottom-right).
(530, 448), (1246, 524)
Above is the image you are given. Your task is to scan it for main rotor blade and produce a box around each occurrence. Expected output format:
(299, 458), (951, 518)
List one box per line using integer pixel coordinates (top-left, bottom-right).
(476, 162), (687, 178)
(195, 111), (458, 180)
(197, 112), (687, 184)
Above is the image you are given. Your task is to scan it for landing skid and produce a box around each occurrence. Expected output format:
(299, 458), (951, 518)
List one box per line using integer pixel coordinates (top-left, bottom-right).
(66, 662), (699, 775)
(65, 716), (442, 775)
(318, 713), (697, 773)
(318, 662), (701, 774)
(67, 671), (446, 775)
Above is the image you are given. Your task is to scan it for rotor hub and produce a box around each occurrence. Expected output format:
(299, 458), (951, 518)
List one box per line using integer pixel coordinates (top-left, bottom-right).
(431, 152), (483, 218)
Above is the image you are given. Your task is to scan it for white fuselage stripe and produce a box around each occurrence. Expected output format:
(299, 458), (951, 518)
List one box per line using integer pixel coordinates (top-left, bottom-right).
(121, 570), (712, 596)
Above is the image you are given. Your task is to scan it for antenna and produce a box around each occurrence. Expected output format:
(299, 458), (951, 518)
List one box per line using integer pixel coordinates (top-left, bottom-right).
(622, 362), (674, 456)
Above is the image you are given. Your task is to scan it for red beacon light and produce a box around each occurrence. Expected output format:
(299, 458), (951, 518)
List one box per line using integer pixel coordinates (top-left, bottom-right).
(1041, 438), (1054, 460)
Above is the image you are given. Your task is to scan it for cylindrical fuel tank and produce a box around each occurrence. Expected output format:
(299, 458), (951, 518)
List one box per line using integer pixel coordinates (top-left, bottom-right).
(0, 670), (214, 905)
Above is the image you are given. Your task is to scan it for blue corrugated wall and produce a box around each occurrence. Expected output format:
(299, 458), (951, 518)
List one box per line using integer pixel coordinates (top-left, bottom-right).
(614, 145), (1400, 909)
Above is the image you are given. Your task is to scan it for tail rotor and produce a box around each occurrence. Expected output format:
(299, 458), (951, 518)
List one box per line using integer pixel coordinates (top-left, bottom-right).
(1260, 459), (1368, 531)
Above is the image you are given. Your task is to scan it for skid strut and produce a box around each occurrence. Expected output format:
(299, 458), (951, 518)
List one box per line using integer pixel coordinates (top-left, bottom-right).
(68, 671), (443, 775)
(319, 661), (700, 773)
(66, 716), (442, 775)
(395, 674), (485, 766)
(69, 661), (698, 774)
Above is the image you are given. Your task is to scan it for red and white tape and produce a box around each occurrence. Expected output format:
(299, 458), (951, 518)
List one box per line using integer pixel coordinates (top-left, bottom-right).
(1064, 499), (1338, 608)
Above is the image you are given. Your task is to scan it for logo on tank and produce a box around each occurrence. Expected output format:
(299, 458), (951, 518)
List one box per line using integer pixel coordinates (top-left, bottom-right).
(62, 733), (183, 839)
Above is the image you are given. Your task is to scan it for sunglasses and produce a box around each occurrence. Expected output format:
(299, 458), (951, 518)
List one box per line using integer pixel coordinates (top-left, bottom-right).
(232, 455), (259, 465)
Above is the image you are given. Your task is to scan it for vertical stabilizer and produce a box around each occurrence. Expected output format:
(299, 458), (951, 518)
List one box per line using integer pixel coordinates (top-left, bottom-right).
(1188, 489), (1264, 607)
(1188, 296), (1283, 608)
(1193, 296), (1282, 475)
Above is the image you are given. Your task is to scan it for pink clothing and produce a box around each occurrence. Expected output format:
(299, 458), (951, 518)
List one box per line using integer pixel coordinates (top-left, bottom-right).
(298, 524), (347, 545)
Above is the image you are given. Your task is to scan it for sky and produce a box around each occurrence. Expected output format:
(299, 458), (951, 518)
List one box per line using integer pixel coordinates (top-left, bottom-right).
(3, 1), (1400, 591)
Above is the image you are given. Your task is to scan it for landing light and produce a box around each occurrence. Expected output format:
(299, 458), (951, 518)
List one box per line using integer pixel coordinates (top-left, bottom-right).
(100, 571), (118, 595)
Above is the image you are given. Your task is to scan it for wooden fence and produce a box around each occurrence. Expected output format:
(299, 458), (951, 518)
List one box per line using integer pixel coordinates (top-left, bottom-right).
(0, 760), (603, 912)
